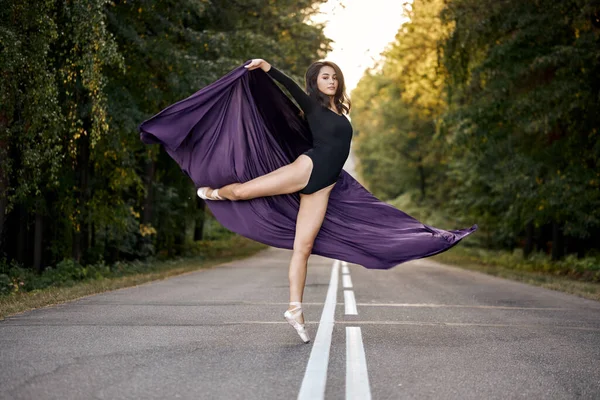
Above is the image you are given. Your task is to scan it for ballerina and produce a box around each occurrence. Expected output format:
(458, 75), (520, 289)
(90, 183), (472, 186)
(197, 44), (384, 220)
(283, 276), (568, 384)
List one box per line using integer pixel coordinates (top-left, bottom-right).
(139, 59), (478, 344)
(197, 58), (353, 343)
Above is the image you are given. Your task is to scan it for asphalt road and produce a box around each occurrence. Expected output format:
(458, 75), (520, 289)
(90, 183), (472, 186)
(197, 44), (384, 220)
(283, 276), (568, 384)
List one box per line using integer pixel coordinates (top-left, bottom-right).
(1, 248), (599, 400)
(2, 148), (599, 399)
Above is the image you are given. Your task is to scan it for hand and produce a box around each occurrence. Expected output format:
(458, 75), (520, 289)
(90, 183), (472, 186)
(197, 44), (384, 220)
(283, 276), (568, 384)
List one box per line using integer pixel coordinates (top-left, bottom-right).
(244, 58), (271, 72)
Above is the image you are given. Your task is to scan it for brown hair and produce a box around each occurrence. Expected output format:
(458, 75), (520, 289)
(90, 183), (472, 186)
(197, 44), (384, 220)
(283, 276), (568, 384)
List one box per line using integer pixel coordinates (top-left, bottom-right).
(304, 61), (351, 115)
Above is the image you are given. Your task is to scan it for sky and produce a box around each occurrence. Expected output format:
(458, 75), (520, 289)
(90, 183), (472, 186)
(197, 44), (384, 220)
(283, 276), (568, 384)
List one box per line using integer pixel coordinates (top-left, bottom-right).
(310, 0), (410, 93)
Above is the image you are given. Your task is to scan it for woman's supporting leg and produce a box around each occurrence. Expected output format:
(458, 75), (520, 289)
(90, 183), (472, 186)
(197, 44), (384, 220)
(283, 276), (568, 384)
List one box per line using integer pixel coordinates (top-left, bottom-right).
(288, 182), (336, 323)
(203, 155), (313, 200)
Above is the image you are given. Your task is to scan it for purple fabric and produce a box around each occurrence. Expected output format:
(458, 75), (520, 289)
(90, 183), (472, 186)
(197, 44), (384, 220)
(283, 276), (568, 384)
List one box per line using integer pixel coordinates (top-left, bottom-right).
(139, 61), (478, 269)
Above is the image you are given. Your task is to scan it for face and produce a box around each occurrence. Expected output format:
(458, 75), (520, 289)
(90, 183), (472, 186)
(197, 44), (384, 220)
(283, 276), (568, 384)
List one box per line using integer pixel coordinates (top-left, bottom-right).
(316, 65), (338, 97)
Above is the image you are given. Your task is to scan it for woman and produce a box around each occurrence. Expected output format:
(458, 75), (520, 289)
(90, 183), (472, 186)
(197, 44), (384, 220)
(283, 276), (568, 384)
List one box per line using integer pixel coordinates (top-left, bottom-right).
(198, 58), (352, 343)
(139, 59), (477, 345)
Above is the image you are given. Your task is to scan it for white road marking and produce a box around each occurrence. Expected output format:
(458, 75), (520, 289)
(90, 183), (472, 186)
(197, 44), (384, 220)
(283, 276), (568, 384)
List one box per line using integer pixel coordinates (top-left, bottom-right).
(297, 259), (340, 400)
(344, 290), (358, 315)
(346, 327), (371, 400)
(341, 263), (349, 274)
(342, 274), (353, 289)
(332, 320), (600, 331)
(354, 303), (569, 310)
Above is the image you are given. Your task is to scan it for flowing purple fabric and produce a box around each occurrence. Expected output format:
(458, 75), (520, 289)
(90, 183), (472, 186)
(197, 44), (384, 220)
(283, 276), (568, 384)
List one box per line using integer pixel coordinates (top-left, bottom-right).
(139, 61), (477, 269)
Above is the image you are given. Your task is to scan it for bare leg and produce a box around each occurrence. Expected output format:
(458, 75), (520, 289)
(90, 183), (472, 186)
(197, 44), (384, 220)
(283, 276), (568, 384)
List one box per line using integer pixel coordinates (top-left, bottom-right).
(288, 182), (336, 324)
(203, 155), (313, 201)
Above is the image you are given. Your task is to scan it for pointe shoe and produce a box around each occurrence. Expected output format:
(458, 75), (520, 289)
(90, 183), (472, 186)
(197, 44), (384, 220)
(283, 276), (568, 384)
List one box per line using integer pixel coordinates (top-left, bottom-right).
(197, 187), (224, 200)
(284, 301), (310, 343)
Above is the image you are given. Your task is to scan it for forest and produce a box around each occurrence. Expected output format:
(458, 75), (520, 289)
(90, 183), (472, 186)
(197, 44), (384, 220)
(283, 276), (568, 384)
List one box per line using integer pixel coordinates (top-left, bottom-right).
(352, 0), (599, 266)
(1, 0), (330, 274)
(1, 0), (598, 296)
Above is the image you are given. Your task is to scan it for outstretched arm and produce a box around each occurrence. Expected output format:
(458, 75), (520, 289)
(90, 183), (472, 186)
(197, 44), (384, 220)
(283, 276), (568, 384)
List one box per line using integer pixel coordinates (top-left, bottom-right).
(245, 59), (314, 113)
(265, 66), (314, 113)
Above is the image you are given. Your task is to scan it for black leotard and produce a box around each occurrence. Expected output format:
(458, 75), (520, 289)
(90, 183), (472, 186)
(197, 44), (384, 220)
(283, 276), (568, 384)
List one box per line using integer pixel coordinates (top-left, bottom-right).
(266, 66), (353, 194)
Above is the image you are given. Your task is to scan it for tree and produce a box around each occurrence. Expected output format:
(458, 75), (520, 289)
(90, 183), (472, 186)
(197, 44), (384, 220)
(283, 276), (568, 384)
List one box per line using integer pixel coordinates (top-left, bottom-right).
(441, 0), (600, 256)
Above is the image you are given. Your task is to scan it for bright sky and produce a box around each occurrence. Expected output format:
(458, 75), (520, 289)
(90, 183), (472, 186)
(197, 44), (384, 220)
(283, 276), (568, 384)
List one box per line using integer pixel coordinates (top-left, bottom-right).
(310, 0), (410, 93)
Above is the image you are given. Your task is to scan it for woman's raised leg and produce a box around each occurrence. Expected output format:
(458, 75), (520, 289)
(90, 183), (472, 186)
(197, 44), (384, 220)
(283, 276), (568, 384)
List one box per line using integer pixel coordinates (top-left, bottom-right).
(202, 155), (313, 201)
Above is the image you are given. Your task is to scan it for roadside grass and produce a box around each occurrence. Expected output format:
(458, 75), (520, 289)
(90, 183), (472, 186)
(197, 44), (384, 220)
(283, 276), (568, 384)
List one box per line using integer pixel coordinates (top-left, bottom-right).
(432, 246), (600, 302)
(0, 235), (268, 320)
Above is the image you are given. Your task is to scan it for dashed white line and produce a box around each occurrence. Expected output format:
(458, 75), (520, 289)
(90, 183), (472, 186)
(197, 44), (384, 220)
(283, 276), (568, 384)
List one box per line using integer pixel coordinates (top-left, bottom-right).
(342, 274), (353, 288)
(355, 303), (569, 310)
(346, 327), (371, 400)
(341, 262), (350, 274)
(344, 290), (357, 315)
(298, 260), (340, 400)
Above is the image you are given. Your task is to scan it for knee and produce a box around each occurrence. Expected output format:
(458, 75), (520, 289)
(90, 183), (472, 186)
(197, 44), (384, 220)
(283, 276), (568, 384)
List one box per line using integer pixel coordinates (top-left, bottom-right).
(293, 242), (313, 258)
(230, 184), (246, 201)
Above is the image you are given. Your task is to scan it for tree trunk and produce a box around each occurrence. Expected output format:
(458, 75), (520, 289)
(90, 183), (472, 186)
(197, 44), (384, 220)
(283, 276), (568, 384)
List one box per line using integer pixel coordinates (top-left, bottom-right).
(72, 230), (81, 261)
(523, 220), (534, 258)
(140, 158), (156, 256)
(576, 238), (586, 259)
(0, 179), (6, 251)
(551, 220), (564, 261)
(81, 135), (90, 257)
(194, 195), (206, 241)
(536, 222), (549, 253)
(0, 111), (8, 251)
(72, 126), (90, 262)
(91, 222), (95, 248)
(417, 161), (426, 201)
(34, 212), (43, 272)
(142, 159), (156, 225)
(17, 206), (27, 265)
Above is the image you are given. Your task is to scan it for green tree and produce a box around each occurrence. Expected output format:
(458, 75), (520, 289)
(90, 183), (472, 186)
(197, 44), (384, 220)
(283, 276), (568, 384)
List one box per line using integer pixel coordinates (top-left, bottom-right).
(352, 0), (448, 202)
(441, 0), (600, 257)
(0, 0), (332, 272)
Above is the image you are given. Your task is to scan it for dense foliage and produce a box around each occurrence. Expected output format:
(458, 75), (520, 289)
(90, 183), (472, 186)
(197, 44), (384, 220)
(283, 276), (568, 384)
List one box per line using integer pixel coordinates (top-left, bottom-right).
(2, 0), (598, 279)
(0, 0), (331, 273)
(352, 0), (448, 202)
(352, 0), (600, 260)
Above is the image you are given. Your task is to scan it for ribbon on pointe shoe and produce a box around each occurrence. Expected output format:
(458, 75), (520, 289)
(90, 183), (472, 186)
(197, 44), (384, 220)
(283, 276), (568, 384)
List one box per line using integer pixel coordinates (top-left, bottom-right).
(197, 187), (224, 200)
(284, 301), (310, 343)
